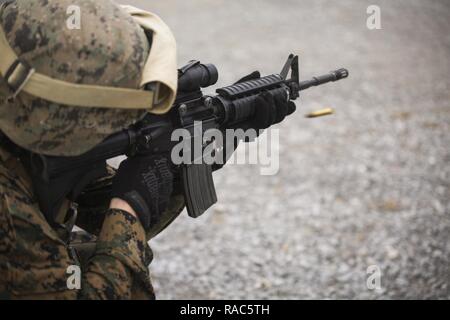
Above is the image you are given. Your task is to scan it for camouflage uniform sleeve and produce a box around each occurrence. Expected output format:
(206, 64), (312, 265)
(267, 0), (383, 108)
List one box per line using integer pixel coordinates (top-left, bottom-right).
(80, 208), (154, 300)
(0, 188), (14, 299)
(0, 152), (154, 300)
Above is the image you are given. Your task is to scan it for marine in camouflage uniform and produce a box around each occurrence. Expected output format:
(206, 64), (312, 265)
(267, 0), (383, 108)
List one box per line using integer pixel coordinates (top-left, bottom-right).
(0, 0), (183, 299)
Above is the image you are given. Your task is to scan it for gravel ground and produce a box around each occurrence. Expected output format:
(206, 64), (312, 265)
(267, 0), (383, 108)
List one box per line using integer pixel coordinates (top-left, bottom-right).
(122, 0), (450, 299)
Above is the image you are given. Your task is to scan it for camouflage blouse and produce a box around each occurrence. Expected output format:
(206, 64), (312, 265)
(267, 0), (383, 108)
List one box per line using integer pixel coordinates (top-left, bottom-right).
(0, 146), (154, 300)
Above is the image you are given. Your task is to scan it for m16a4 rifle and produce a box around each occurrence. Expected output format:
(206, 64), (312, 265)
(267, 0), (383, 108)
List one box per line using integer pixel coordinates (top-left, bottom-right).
(22, 54), (349, 224)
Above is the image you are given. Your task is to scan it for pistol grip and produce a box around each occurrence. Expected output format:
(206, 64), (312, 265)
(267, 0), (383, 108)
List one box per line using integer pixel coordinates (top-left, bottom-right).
(181, 164), (218, 218)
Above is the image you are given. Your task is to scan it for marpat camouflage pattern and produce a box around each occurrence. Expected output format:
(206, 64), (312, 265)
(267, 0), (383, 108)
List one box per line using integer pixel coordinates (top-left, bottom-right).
(0, 0), (150, 156)
(0, 144), (155, 299)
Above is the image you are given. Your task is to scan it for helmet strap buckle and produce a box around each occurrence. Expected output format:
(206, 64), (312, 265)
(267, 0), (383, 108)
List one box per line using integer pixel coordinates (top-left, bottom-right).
(5, 58), (35, 102)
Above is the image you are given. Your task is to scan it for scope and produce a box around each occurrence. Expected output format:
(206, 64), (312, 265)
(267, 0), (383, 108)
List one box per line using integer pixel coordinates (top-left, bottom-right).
(178, 61), (219, 92)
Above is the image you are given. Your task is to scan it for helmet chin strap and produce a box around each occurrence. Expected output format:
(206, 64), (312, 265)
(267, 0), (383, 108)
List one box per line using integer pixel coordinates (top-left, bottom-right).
(18, 151), (109, 229)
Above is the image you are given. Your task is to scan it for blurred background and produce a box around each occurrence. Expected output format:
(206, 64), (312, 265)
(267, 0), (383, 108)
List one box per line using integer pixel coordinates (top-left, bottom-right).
(122, 0), (450, 299)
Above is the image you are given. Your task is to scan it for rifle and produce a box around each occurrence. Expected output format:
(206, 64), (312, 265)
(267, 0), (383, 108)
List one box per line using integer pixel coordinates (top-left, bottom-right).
(21, 54), (349, 223)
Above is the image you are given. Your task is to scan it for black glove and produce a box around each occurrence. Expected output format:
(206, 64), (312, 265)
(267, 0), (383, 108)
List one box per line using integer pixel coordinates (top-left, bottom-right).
(252, 90), (296, 130)
(111, 155), (174, 230)
(234, 72), (297, 131)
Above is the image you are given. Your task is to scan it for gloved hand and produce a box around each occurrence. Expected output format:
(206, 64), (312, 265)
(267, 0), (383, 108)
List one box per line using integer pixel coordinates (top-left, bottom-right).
(252, 90), (296, 130)
(111, 155), (174, 231)
(234, 72), (296, 131)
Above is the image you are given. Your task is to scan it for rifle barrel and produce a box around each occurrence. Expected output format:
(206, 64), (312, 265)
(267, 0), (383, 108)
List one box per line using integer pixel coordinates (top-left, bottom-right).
(298, 68), (349, 91)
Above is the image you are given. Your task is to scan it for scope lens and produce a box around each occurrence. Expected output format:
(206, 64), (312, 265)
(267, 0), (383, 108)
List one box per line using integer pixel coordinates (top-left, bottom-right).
(201, 64), (219, 88)
(178, 63), (219, 92)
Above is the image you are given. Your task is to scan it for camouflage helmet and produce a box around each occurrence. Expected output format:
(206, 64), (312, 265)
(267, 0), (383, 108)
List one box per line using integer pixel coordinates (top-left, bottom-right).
(0, 0), (151, 157)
